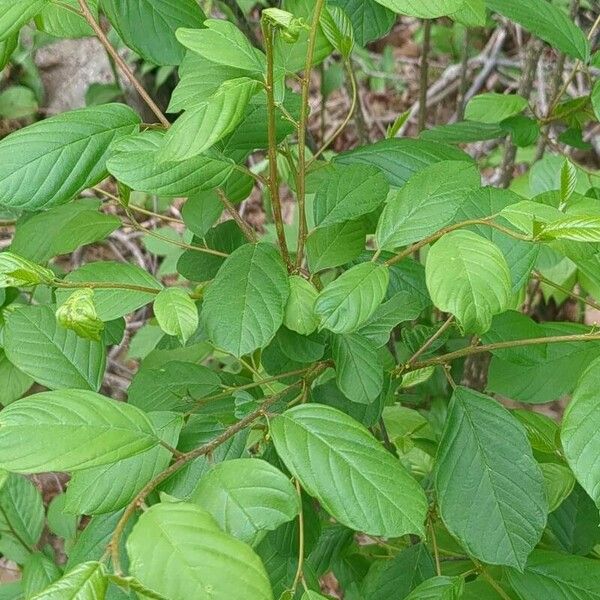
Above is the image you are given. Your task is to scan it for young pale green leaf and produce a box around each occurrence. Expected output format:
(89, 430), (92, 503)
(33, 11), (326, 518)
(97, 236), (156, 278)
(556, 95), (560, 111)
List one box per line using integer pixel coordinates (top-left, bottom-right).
(56, 288), (105, 342)
(190, 458), (299, 545)
(540, 463), (575, 513)
(334, 138), (472, 187)
(100, 0), (205, 65)
(561, 357), (600, 507)
(127, 502), (273, 600)
(176, 20), (265, 73)
(560, 159), (578, 203)
(284, 275), (319, 335)
(311, 163), (389, 228)
(0, 86), (38, 119)
(30, 562), (107, 600)
(464, 92), (528, 124)
(0, 389), (158, 473)
(435, 387), (547, 570)
(271, 404), (428, 537)
(202, 243), (290, 357)
(426, 231), (512, 334)
(372, 0), (465, 18)
(160, 78), (260, 162)
(55, 261), (162, 321)
(0, 474), (44, 561)
(320, 6), (355, 58)
(405, 576), (464, 600)
(0, 252), (54, 288)
(153, 288), (198, 344)
(262, 8), (308, 43)
(505, 550), (600, 599)
(487, 0), (589, 60)
(537, 216), (600, 242)
(376, 161), (481, 249)
(0, 103), (139, 210)
(4, 305), (106, 391)
(22, 552), (62, 599)
(107, 131), (234, 197)
(328, 0), (395, 46)
(314, 263), (389, 334)
(65, 412), (182, 515)
(306, 219), (367, 272)
(0, 0), (48, 40)
(10, 199), (120, 263)
(332, 333), (383, 405)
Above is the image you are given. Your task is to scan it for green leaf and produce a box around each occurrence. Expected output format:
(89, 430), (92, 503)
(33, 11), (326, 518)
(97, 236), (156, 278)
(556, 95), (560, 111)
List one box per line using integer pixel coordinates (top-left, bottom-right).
(500, 115), (540, 147)
(4, 305), (106, 391)
(56, 288), (105, 342)
(560, 158), (578, 203)
(177, 20), (265, 73)
(0, 0), (48, 40)
(202, 244), (290, 357)
(435, 387), (547, 569)
(190, 458), (299, 545)
(505, 550), (600, 599)
(55, 261), (162, 321)
(127, 361), (221, 412)
(100, 0), (205, 65)
(0, 86), (38, 119)
(30, 562), (107, 600)
(22, 552), (62, 598)
(540, 463), (575, 513)
(420, 121), (505, 144)
(262, 8), (308, 43)
(65, 412), (182, 514)
(464, 92), (528, 123)
(107, 131), (234, 197)
(592, 79), (600, 121)
(0, 34), (18, 69)
(405, 576), (464, 600)
(332, 333), (383, 405)
(334, 138), (473, 187)
(328, 0), (395, 46)
(0, 474), (44, 559)
(271, 404), (428, 537)
(451, 0), (486, 26)
(306, 219), (367, 272)
(0, 350), (33, 407)
(372, 0), (465, 18)
(311, 163), (389, 228)
(35, 0), (97, 38)
(0, 252), (54, 288)
(320, 6), (354, 58)
(0, 103), (139, 210)
(376, 161), (481, 249)
(538, 216), (600, 242)
(284, 276), (319, 335)
(486, 0), (589, 60)
(181, 191), (224, 237)
(315, 263), (389, 334)
(153, 288), (198, 344)
(562, 357), (600, 507)
(160, 78), (260, 161)
(0, 389), (158, 473)
(426, 231), (511, 334)
(10, 199), (120, 263)
(127, 502), (273, 600)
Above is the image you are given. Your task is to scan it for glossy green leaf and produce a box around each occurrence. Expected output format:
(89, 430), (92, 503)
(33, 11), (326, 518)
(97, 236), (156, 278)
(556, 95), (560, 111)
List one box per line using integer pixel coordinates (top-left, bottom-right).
(420, 121), (505, 144)
(0, 104), (139, 210)
(315, 263), (389, 334)
(202, 244), (290, 357)
(0, 0), (48, 40)
(0, 350), (33, 407)
(4, 305), (106, 391)
(426, 231), (511, 334)
(100, 0), (205, 65)
(505, 550), (600, 599)
(35, 0), (97, 38)
(127, 502), (273, 600)
(65, 412), (182, 514)
(0, 389), (158, 473)
(0, 252), (54, 288)
(160, 78), (260, 161)
(320, 6), (354, 58)
(190, 458), (299, 545)
(284, 276), (319, 335)
(55, 261), (162, 321)
(451, 0), (486, 26)
(22, 552), (62, 598)
(332, 333), (383, 405)
(328, 0), (395, 46)
(464, 93), (528, 123)
(376, 161), (481, 250)
(30, 562), (107, 600)
(435, 387), (547, 569)
(153, 288), (198, 344)
(306, 219), (367, 272)
(271, 404), (428, 537)
(372, 0), (465, 18)
(107, 131), (234, 197)
(486, 0), (589, 60)
(311, 163), (389, 228)
(538, 216), (600, 242)
(541, 463), (576, 513)
(176, 20), (265, 73)
(405, 576), (464, 600)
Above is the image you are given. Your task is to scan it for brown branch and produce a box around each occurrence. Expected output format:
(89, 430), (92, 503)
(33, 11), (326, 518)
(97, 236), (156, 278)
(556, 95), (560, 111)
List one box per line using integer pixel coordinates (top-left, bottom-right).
(217, 189), (258, 243)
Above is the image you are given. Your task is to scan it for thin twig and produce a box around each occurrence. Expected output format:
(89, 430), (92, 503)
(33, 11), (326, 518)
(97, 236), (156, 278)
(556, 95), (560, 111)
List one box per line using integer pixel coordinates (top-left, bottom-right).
(217, 189), (258, 243)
